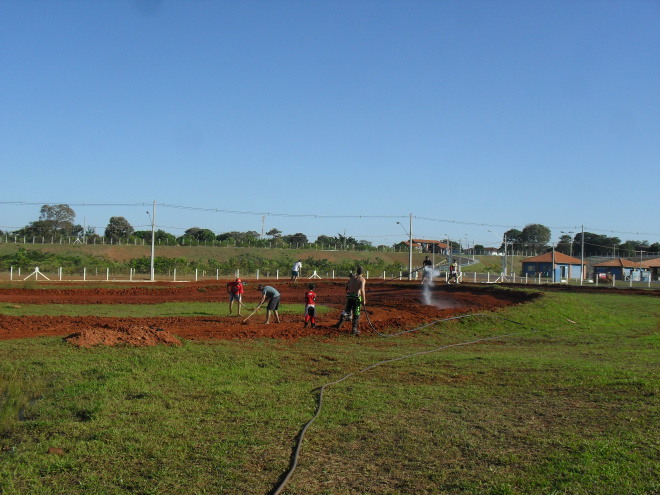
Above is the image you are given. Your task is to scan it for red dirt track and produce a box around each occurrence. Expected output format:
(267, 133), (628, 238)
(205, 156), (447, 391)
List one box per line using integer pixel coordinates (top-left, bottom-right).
(0, 281), (536, 346)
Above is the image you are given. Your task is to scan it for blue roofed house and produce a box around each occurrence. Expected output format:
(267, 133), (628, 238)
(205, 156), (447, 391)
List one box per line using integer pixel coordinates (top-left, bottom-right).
(521, 252), (586, 280)
(594, 258), (653, 282)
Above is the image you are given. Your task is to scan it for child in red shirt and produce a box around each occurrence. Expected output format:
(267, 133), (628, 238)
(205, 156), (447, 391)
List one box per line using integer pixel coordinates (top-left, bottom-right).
(304, 283), (317, 328)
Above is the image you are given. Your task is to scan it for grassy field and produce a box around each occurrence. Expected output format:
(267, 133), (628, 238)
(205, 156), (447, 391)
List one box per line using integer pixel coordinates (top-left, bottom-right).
(0, 242), (426, 265)
(0, 302), (330, 318)
(1, 289), (659, 494)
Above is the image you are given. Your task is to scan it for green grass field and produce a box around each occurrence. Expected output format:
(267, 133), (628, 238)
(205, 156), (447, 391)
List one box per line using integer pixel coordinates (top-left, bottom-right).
(1, 289), (659, 494)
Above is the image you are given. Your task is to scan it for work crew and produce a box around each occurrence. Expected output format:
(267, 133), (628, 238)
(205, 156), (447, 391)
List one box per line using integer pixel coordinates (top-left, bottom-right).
(291, 260), (302, 282)
(421, 255), (433, 285)
(303, 283), (317, 328)
(226, 277), (244, 316)
(448, 261), (458, 284)
(256, 284), (281, 324)
(335, 266), (366, 335)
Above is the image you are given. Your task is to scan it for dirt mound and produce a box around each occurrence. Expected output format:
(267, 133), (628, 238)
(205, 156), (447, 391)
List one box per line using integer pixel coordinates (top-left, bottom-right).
(64, 324), (182, 348)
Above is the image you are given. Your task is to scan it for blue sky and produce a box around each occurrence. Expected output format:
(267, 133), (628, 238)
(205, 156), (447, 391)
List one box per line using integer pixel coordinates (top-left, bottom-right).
(1, 0), (658, 249)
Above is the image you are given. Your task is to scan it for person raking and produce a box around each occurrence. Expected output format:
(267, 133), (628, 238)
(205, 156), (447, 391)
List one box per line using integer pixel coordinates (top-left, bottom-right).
(256, 284), (281, 324)
(226, 277), (244, 316)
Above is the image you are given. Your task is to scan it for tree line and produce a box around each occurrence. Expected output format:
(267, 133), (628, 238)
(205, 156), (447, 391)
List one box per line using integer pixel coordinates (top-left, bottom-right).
(2, 205), (657, 257)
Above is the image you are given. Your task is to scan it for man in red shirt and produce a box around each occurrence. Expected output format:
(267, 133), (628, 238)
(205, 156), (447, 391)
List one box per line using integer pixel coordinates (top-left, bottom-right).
(227, 278), (244, 316)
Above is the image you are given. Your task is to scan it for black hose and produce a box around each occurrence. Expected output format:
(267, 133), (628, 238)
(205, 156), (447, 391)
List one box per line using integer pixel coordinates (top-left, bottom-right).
(269, 312), (535, 495)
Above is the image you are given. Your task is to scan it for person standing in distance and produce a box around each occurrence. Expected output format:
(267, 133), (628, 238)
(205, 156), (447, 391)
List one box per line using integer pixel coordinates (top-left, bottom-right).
(335, 266), (366, 335)
(291, 260), (302, 282)
(421, 255), (433, 285)
(256, 284), (281, 324)
(448, 261), (458, 284)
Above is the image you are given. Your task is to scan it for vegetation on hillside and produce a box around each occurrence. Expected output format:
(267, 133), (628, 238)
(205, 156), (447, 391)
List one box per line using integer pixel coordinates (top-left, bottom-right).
(6, 204), (659, 256)
(0, 246), (409, 277)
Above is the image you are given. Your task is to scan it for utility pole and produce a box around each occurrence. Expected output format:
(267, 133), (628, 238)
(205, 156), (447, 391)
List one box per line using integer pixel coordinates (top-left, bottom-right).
(408, 213), (413, 281)
(149, 201), (156, 282)
(580, 225), (584, 286)
(398, 217), (414, 280)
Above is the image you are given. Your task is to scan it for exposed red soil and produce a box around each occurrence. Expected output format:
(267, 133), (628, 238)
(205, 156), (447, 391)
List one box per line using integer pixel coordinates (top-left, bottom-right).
(0, 280), (537, 346)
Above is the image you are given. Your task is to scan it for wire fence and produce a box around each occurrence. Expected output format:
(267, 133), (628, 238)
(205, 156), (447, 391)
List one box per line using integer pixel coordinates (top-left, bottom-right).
(4, 265), (659, 290)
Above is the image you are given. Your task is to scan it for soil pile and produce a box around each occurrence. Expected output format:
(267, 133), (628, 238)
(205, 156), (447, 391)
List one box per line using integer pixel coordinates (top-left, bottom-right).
(64, 325), (182, 348)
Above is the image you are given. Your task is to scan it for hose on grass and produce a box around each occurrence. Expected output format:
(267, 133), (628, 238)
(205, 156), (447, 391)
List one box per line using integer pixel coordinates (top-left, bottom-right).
(269, 312), (536, 495)
(363, 305), (535, 337)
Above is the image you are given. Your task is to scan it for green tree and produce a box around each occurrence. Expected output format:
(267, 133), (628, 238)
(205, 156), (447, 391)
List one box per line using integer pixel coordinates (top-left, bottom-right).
(557, 234), (573, 255)
(283, 233), (308, 246)
(316, 235), (338, 246)
(185, 227), (215, 242)
(503, 228), (523, 252)
(155, 229), (176, 244)
(105, 216), (134, 241)
(520, 224), (550, 252)
(39, 204), (75, 236)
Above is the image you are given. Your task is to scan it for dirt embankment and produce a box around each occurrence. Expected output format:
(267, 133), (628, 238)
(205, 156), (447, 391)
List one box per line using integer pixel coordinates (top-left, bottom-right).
(0, 281), (536, 346)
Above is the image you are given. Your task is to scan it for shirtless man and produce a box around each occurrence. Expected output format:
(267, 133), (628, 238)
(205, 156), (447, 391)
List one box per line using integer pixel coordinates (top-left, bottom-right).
(335, 266), (367, 335)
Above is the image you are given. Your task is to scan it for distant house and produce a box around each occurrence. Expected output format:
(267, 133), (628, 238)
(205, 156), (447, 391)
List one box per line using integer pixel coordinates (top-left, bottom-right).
(483, 247), (500, 256)
(642, 258), (660, 281)
(594, 258), (654, 282)
(403, 239), (448, 255)
(521, 252), (586, 280)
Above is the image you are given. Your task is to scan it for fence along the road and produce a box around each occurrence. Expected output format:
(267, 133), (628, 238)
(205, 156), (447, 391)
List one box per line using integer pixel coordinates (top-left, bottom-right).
(5, 265), (657, 289)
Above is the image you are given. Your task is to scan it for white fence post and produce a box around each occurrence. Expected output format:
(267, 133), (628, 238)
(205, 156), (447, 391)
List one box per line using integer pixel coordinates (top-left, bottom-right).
(174, 268), (177, 282)
(195, 269), (198, 282)
(216, 269), (219, 280)
(84, 267), (86, 281)
(276, 269), (279, 280)
(10, 266), (13, 281)
(257, 269), (259, 280)
(106, 268), (109, 281)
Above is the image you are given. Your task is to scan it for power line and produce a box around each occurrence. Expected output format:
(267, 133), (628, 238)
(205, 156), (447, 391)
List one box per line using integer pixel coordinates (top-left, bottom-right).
(1, 201), (658, 239)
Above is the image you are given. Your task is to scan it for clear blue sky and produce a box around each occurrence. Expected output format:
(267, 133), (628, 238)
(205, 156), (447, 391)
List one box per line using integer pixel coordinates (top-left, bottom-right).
(1, 0), (659, 249)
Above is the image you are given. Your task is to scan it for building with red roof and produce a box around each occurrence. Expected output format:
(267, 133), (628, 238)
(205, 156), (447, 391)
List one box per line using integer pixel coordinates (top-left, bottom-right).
(521, 252), (587, 280)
